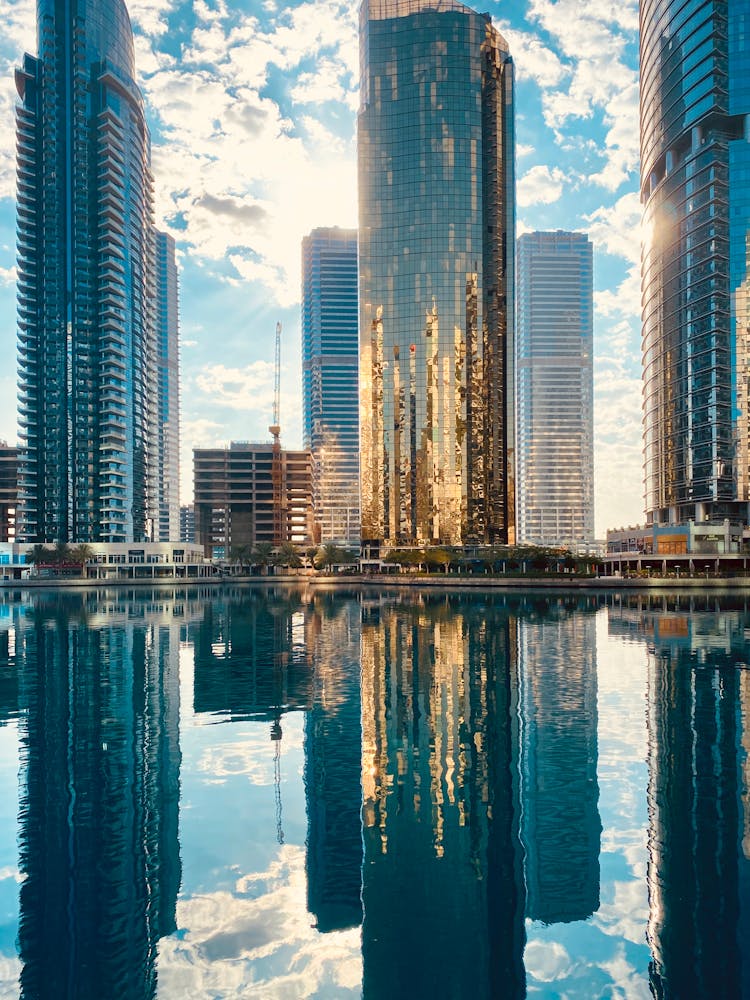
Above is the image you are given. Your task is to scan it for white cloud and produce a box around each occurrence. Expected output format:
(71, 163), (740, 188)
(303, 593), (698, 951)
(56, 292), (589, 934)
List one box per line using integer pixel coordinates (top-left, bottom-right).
(589, 80), (639, 191)
(194, 362), (275, 411)
(128, 0), (179, 38)
(494, 24), (568, 89)
(526, 0), (639, 194)
(138, 1), (360, 302)
(585, 192), (642, 264)
(196, 731), (304, 784)
(156, 845), (362, 997)
(594, 267), (640, 322)
(518, 164), (567, 207)
(524, 940), (574, 983)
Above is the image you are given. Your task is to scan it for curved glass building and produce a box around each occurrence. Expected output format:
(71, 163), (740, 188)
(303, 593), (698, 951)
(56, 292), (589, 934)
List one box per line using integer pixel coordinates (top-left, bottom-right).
(641, 0), (750, 526)
(15, 0), (157, 542)
(358, 0), (515, 548)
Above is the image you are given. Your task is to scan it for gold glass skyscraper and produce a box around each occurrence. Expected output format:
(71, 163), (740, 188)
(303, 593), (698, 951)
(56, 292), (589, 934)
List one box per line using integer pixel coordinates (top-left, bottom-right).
(358, 0), (515, 547)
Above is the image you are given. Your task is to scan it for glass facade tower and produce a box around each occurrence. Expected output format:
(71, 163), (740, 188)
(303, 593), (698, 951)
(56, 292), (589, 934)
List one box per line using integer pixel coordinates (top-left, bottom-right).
(154, 230), (180, 542)
(301, 228), (360, 547)
(641, 0), (750, 525)
(516, 231), (594, 547)
(15, 0), (157, 543)
(358, 0), (515, 547)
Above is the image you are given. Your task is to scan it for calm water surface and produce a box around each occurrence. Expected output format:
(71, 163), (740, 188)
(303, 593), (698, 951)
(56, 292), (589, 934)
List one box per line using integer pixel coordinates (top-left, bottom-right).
(0, 586), (747, 998)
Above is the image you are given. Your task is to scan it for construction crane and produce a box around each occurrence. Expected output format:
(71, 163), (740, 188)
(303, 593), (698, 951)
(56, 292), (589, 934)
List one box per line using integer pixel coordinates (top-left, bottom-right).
(269, 321), (281, 447)
(271, 717), (284, 845)
(270, 321), (283, 546)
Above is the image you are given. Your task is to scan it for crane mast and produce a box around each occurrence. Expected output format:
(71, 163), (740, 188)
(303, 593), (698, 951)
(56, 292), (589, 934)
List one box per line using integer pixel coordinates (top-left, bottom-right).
(270, 321), (282, 545)
(269, 321), (281, 445)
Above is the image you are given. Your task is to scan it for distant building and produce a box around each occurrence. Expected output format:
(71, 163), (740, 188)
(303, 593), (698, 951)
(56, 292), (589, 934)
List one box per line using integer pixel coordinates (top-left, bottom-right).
(516, 231), (594, 549)
(0, 445), (18, 543)
(193, 442), (312, 559)
(358, 0), (516, 548)
(15, 0), (158, 543)
(301, 228), (360, 548)
(179, 504), (195, 544)
(154, 231), (180, 542)
(641, 0), (750, 528)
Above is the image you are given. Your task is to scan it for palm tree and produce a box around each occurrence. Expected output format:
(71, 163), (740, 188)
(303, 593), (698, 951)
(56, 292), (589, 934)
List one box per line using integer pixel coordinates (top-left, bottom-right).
(253, 542), (275, 574)
(70, 544), (94, 575)
(277, 542), (302, 570)
(314, 543), (339, 572)
(26, 543), (50, 566)
(314, 543), (356, 572)
(52, 541), (72, 565)
(231, 544), (253, 573)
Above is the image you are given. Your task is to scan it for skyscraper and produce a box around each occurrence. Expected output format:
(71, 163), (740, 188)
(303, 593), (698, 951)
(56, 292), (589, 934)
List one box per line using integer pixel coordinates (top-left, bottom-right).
(301, 228), (360, 547)
(15, 0), (157, 543)
(154, 230), (180, 542)
(516, 231), (594, 548)
(358, 0), (515, 548)
(641, 0), (750, 527)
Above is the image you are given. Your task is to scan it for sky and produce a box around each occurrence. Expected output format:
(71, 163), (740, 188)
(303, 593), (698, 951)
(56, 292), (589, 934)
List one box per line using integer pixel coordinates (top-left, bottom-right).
(0, 0), (643, 538)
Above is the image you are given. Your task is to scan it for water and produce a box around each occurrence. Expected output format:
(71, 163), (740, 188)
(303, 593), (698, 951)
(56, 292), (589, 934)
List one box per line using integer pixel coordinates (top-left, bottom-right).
(0, 586), (748, 998)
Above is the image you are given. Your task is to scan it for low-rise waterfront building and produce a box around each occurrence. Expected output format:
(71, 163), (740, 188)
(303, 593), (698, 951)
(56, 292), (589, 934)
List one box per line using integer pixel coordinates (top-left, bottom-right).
(194, 442), (313, 560)
(605, 519), (750, 576)
(0, 541), (210, 581)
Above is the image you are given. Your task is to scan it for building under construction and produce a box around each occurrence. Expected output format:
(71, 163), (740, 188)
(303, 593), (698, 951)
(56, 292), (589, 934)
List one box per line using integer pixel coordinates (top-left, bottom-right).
(0, 445), (18, 543)
(193, 442), (313, 560)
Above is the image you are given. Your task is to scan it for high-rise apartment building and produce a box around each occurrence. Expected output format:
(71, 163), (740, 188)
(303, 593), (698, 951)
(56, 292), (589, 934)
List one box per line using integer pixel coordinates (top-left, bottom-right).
(641, 0), (750, 526)
(154, 230), (180, 542)
(516, 231), (594, 548)
(15, 0), (157, 543)
(358, 0), (515, 548)
(301, 228), (360, 547)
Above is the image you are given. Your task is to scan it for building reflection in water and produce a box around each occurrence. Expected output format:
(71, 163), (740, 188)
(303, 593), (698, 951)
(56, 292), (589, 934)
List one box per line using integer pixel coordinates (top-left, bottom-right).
(359, 593), (526, 999)
(190, 590), (314, 722)
(303, 595), (363, 932)
(518, 610), (600, 924)
(13, 591), (184, 1000)
(607, 594), (750, 999)
(2, 586), (617, 998)
(189, 588), (364, 933)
